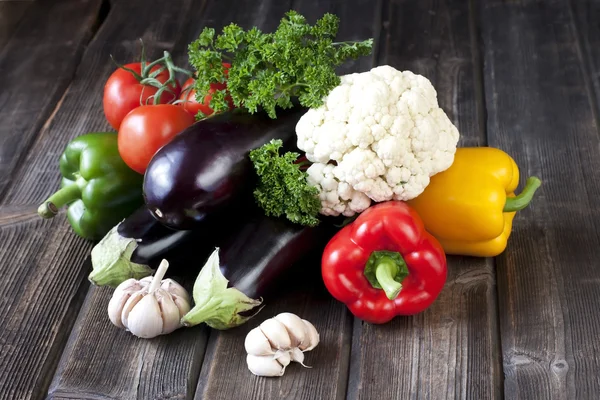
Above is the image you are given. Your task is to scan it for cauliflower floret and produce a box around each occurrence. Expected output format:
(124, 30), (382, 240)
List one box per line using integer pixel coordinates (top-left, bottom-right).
(333, 149), (392, 202)
(296, 65), (460, 216)
(306, 163), (371, 217)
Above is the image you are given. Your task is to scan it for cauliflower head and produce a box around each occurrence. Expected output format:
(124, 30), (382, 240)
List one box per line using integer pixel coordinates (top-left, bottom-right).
(296, 65), (460, 216)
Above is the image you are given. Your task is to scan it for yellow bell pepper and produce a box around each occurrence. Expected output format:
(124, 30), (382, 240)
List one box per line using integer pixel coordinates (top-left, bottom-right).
(406, 147), (541, 257)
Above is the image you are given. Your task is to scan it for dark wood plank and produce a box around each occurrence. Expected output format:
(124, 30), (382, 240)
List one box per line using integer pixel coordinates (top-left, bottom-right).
(0, 0), (104, 198)
(48, 286), (208, 400)
(0, 1), (107, 398)
(571, 0), (600, 123)
(193, 1), (381, 399)
(0, 214), (93, 400)
(481, 0), (600, 397)
(346, 1), (502, 399)
(0, 1), (31, 50)
(196, 283), (352, 400)
(43, 1), (226, 399)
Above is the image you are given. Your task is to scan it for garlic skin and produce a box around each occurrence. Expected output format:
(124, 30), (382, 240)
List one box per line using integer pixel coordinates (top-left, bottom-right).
(245, 313), (319, 377)
(300, 319), (320, 351)
(107, 279), (144, 329)
(274, 313), (309, 348)
(259, 319), (292, 350)
(246, 355), (285, 377)
(107, 259), (191, 338)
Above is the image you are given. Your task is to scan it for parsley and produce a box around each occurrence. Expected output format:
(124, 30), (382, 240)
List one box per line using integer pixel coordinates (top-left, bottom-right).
(188, 10), (373, 118)
(249, 140), (321, 226)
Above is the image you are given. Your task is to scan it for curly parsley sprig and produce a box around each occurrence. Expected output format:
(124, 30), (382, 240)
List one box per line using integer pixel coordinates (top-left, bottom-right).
(188, 10), (373, 118)
(249, 140), (321, 227)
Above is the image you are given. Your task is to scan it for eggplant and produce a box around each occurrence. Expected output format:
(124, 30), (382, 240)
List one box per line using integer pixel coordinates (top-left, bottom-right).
(143, 105), (308, 230)
(180, 210), (339, 330)
(88, 205), (242, 287)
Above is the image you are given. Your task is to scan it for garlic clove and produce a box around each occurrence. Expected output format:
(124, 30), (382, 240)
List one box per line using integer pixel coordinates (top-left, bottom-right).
(246, 354), (285, 377)
(259, 318), (292, 350)
(156, 289), (182, 335)
(120, 290), (146, 329)
(245, 326), (275, 356)
(274, 313), (309, 348)
(290, 347), (311, 368)
(170, 293), (191, 318)
(139, 276), (153, 286)
(161, 279), (191, 303)
(108, 289), (133, 329)
(114, 278), (144, 295)
(273, 350), (291, 367)
(300, 319), (320, 351)
(126, 294), (164, 338)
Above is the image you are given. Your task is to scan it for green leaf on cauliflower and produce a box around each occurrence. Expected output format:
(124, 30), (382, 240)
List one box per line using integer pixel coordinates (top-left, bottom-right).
(249, 139), (321, 227)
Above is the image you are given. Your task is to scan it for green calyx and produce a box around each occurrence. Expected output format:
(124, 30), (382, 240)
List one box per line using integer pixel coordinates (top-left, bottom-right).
(181, 248), (263, 330)
(364, 250), (409, 300)
(503, 176), (542, 213)
(88, 224), (153, 287)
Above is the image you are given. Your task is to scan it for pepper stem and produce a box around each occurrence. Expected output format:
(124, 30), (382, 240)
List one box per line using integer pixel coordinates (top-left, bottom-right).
(37, 181), (84, 218)
(503, 176), (542, 212)
(375, 258), (403, 300)
(149, 259), (169, 292)
(364, 250), (410, 301)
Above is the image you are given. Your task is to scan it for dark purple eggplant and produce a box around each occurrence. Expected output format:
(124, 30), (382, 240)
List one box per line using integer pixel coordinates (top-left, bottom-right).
(143, 105), (308, 230)
(88, 204), (244, 287)
(180, 210), (339, 330)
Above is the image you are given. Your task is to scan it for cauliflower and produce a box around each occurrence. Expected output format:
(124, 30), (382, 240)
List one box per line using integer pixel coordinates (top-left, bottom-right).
(296, 65), (460, 216)
(306, 163), (372, 217)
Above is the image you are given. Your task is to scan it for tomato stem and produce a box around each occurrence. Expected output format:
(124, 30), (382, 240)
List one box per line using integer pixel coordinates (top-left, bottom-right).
(111, 39), (194, 106)
(109, 54), (143, 81)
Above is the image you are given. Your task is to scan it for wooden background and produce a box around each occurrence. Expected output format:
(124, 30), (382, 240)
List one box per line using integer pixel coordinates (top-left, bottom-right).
(0, 0), (598, 399)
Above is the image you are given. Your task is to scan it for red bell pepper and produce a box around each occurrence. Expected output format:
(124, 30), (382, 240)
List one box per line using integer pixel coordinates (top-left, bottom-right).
(321, 201), (447, 324)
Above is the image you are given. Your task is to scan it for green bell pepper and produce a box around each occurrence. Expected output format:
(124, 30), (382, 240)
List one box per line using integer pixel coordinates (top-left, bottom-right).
(38, 132), (144, 240)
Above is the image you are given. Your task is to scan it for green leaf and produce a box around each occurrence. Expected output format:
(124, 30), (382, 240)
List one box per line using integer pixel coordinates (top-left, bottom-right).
(215, 23), (245, 51)
(207, 88), (230, 114)
(197, 28), (215, 47)
(187, 9), (374, 118)
(249, 140), (321, 226)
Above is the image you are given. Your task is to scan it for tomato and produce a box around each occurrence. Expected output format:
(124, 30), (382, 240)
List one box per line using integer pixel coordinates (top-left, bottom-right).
(103, 63), (181, 130)
(179, 63), (234, 117)
(117, 104), (194, 174)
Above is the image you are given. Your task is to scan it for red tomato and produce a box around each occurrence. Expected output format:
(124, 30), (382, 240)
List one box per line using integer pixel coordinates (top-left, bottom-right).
(117, 104), (194, 174)
(103, 63), (181, 130)
(179, 63), (234, 117)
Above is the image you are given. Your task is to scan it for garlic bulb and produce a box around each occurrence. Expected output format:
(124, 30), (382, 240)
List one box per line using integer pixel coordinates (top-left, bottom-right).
(244, 312), (320, 377)
(107, 259), (191, 338)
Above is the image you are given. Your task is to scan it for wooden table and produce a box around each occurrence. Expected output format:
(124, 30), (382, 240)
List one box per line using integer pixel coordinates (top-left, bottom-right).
(1, 0), (598, 399)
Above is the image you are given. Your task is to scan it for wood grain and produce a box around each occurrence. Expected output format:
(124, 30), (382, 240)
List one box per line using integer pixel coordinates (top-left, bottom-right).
(0, 1), (31, 50)
(0, 1), (105, 399)
(193, 0), (381, 399)
(346, 1), (502, 399)
(43, 1), (227, 399)
(48, 286), (209, 400)
(570, 0), (600, 124)
(0, 215), (93, 400)
(0, 0), (104, 198)
(481, 0), (600, 397)
(0, 0), (189, 208)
